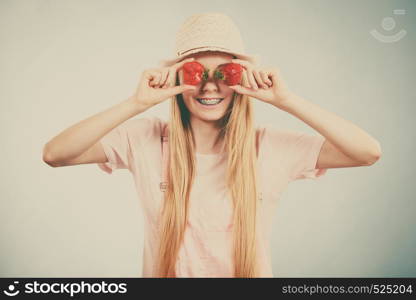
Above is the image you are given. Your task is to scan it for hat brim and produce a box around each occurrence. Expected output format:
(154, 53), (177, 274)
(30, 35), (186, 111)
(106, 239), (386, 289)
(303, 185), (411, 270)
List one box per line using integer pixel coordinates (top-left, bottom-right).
(159, 46), (261, 67)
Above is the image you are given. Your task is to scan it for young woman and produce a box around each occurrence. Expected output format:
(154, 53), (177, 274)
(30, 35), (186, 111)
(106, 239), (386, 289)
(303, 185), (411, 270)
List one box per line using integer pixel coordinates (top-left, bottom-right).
(43, 13), (382, 278)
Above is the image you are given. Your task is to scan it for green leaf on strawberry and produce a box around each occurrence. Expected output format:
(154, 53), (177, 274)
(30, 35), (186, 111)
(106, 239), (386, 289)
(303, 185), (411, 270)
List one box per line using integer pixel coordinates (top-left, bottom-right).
(215, 63), (243, 85)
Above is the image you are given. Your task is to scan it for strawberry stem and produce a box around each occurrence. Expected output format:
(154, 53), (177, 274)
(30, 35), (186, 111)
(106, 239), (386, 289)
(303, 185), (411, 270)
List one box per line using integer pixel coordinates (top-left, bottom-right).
(202, 69), (209, 81)
(214, 69), (224, 80)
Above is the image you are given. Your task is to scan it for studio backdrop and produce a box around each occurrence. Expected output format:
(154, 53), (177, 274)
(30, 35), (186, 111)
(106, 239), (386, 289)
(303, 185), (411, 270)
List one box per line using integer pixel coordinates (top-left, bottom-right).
(1, 0), (415, 277)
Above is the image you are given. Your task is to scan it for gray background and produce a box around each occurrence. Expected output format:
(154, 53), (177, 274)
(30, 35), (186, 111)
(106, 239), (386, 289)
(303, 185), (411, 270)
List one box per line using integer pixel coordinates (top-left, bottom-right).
(1, 0), (414, 277)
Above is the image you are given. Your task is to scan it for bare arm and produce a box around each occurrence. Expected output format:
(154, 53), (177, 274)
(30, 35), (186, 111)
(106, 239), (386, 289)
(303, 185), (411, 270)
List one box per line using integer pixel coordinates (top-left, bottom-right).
(42, 58), (197, 168)
(42, 96), (147, 167)
(278, 92), (382, 166)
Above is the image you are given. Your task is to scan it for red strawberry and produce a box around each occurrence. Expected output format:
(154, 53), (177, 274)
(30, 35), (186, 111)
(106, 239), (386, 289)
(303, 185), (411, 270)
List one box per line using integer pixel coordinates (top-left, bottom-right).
(182, 61), (208, 85)
(214, 63), (243, 85)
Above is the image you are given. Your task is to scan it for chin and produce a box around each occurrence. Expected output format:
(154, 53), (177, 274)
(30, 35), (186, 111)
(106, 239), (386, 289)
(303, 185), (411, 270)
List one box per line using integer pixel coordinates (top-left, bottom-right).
(193, 111), (227, 122)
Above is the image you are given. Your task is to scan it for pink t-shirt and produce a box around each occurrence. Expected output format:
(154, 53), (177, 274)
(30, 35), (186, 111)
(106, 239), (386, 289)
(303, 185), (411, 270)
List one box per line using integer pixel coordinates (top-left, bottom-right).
(97, 116), (327, 277)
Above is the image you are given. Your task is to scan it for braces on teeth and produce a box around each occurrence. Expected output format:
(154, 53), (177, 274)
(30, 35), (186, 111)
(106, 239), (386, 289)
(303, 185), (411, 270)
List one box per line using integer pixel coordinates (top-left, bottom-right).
(197, 98), (223, 104)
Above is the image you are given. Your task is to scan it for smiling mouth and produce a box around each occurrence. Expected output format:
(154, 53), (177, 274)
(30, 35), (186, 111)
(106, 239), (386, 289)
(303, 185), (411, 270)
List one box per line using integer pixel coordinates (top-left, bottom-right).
(196, 98), (224, 105)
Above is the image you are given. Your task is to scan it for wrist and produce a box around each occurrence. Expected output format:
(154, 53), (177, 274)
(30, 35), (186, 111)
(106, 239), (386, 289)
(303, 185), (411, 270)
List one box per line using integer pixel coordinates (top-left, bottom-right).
(273, 91), (296, 111)
(126, 95), (151, 114)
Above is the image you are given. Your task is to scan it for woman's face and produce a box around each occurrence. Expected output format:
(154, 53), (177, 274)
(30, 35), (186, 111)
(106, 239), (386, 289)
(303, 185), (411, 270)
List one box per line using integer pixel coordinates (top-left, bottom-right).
(177, 51), (236, 123)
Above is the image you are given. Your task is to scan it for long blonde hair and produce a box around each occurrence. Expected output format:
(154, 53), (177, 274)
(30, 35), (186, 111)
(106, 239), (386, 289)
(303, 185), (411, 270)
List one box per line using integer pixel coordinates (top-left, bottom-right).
(156, 71), (260, 277)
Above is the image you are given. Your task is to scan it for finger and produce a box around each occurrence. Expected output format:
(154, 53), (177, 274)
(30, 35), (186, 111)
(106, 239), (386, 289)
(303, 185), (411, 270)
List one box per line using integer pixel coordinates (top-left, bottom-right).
(229, 84), (255, 97)
(172, 57), (196, 72)
(151, 73), (162, 87)
(268, 69), (281, 87)
(146, 71), (157, 87)
(166, 67), (178, 88)
(253, 69), (268, 89)
(241, 71), (251, 89)
(231, 58), (250, 69)
(260, 71), (272, 86)
(146, 73), (158, 88)
(162, 84), (197, 98)
(246, 68), (258, 90)
(160, 68), (170, 88)
(143, 70), (157, 85)
(163, 68), (173, 88)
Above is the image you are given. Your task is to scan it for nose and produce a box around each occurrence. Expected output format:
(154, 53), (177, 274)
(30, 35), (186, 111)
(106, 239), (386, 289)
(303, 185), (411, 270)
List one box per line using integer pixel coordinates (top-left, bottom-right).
(201, 78), (219, 93)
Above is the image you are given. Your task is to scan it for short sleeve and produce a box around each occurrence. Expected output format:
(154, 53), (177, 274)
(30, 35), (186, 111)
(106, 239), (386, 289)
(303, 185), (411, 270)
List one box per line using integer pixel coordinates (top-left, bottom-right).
(97, 116), (160, 174)
(264, 127), (328, 181)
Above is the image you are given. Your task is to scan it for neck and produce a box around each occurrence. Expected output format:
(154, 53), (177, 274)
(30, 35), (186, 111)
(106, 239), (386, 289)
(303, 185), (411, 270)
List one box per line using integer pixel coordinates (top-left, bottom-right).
(190, 117), (224, 155)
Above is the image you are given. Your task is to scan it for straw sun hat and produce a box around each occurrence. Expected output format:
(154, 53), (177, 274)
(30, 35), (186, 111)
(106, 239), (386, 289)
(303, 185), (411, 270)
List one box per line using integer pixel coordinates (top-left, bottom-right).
(159, 12), (260, 67)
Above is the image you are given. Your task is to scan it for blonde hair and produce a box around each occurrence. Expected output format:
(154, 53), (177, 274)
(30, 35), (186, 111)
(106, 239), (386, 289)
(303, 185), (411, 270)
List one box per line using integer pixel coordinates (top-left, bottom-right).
(156, 68), (260, 277)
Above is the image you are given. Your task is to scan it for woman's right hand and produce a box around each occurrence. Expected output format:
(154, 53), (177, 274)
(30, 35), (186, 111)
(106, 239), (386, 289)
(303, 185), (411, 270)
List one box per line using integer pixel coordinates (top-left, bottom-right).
(132, 57), (197, 109)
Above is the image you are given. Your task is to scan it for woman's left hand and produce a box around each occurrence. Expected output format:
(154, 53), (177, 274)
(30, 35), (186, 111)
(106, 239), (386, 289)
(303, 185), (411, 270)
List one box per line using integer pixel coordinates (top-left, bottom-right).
(229, 59), (292, 108)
